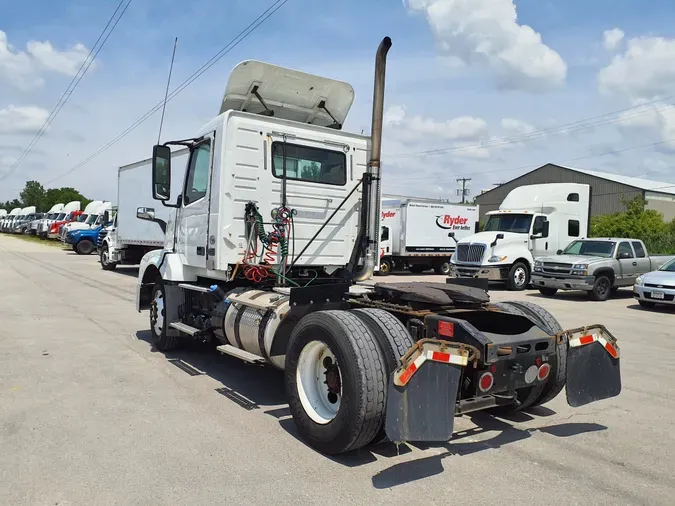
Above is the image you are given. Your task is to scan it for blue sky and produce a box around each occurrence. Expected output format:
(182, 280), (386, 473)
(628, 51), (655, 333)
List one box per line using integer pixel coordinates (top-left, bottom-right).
(2, 0), (675, 202)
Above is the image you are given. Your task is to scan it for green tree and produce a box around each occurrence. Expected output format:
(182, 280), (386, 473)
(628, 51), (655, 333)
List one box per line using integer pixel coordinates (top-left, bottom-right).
(19, 181), (47, 211)
(43, 187), (91, 211)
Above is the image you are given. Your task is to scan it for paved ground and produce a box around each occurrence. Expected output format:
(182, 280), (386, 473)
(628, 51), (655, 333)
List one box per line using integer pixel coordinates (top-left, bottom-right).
(1, 234), (673, 505)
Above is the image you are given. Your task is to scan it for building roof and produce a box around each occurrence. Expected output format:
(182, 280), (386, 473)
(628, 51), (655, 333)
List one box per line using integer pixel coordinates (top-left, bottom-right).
(558, 164), (675, 196)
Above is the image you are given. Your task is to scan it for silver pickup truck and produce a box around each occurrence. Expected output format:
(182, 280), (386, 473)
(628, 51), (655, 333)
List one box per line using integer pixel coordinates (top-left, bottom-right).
(532, 238), (675, 301)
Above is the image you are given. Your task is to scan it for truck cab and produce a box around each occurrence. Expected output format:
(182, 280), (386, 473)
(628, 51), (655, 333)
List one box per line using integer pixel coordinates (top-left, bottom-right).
(1, 208), (22, 233)
(49, 201), (82, 239)
(60, 201), (112, 240)
(451, 183), (590, 290)
(37, 203), (65, 238)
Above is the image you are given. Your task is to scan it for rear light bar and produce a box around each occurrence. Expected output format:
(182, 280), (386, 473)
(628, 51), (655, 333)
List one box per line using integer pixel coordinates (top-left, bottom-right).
(393, 339), (472, 387)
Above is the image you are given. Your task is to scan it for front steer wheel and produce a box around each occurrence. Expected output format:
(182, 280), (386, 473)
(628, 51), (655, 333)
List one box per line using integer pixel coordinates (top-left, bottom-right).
(100, 243), (117, 271)
(589, 275), (612, 301)
(285, 311), (387, 455)
(506, 261), (530, 291)
(149, 280), (181, 351)
(76, 239), (95, 255)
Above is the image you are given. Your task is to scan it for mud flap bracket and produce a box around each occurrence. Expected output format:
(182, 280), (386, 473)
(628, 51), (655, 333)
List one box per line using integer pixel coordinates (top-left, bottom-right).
(565, 325), (621, 408)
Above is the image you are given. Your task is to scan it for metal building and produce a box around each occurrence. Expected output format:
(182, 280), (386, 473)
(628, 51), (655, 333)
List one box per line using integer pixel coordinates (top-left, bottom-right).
(474, 163), (675, 223)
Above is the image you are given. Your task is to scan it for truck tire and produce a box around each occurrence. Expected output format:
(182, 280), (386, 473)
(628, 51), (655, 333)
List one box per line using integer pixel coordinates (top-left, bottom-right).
(377, 258), (392, 276)
(492, 301), (566, 410)
(352, 308), (415, 444)
(538, 287), (558, 297)
(285, 310), (387, 455)
(506, 261), (530, 291)
(433, 260), (452, 275)
(589, 275), (611, 301)
(100, 243), (117, 271)
(150, 280), (181, 351)
(76, 239), (95, 255)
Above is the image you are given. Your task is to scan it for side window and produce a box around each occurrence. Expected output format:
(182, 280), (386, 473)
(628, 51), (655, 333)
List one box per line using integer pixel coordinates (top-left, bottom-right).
(632, 241), (646, 258)
(617, 241), (634, 259)
(184, 141), (212, 205)
(381, 226), (389, 241)
(568, 219), (580, 237)
(567, 193), (580, 202)
(532, 216), (548, 237)
(272, 142), (346, 186)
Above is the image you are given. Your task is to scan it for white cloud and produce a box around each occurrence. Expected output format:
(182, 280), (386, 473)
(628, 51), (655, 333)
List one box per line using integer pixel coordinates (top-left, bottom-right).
(405, 0), (567, 90)
(501, 118), (536, 136)
(0, 30), (91, 90)
(603, 28), (625, 51)
(0, 105), (49, 135)
(617, 103), (675, 152)
(598, 36), (675, 100)
(384, 104), (488, 143)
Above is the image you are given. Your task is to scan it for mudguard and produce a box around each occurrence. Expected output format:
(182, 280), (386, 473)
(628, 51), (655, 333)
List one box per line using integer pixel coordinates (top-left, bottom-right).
(565, 326), (621, 407)
(384, 340), (470, 443)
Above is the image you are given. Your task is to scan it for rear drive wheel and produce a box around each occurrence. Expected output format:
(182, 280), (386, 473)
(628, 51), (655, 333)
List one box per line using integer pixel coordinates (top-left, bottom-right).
(149, 280), (181, 351)
(377, 258), (392, 276)
(506, 262), (530, 291)
(76, 239), (95, 255)
(100, 243), (117, 271)
(589, 275), (611, 301)
(433, 260), (452, 275)
(352, 308), (415, 444)
(638, 300), (656, 309)
(285, 311), (387, 455)
(492, 301), (566, 410)
(538, 287), (558, 297)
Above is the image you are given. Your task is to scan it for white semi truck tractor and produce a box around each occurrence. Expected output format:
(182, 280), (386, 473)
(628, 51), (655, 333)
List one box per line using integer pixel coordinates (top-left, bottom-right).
(136, 38), (622, 455)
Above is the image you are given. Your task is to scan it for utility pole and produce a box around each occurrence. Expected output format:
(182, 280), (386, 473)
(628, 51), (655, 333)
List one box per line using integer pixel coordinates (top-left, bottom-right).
(456, 177), (472, 204)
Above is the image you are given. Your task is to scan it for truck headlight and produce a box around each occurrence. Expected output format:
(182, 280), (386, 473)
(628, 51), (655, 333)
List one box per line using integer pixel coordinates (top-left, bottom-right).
(487, 255), (507, 263)
(571, 264), (587, 275)
(635, 276), (644, 286)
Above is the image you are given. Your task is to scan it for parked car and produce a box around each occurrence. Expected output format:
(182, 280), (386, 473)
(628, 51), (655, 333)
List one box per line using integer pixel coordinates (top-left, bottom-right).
(633, 257), (675, 308)
(532, 238), (675, 301)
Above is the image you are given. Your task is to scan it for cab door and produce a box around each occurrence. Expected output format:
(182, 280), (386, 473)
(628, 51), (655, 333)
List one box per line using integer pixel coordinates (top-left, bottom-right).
(616, 241), (638, 285)
(178, 136), (214, 269)
(529, 215), (550, 258)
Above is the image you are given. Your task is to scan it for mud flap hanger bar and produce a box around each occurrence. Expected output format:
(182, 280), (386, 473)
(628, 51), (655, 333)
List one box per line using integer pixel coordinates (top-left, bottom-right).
(385, 340), (476, 444)
(563, 324), (622, 408)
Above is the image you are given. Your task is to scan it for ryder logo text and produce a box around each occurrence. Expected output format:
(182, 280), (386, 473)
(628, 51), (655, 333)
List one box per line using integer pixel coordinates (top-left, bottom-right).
(436, 215), (471, 231)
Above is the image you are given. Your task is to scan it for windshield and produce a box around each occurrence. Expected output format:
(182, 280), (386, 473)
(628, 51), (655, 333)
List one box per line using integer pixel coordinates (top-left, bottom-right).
(76, 214), (88, 222)
(659, 258), (675, 272)
(56, 213), (66, 220)
(85, 214), (98, 225)
(484, 214), (533, 234)
(563, 240), (616, 258)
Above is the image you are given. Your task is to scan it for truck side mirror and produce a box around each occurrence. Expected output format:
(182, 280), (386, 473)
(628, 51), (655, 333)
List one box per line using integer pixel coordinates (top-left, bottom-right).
(496, 233), (504, 240)
(618, 251), (631, 260)
(103, 210), (109, 223)
(556, 249), (563, 255)
(152, 145), (172, 201)
(137, 207), (156, 221)
(448, 231), (457, 244)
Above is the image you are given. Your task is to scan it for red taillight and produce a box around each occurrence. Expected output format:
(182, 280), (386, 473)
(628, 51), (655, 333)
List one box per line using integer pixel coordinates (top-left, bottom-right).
(538, 363), (551, 381)
(478, 372), (493, 392)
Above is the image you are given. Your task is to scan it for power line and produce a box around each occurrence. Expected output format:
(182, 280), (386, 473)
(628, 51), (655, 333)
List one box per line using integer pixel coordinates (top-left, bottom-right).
(386, 95), (675, 160)
(0, 0), (132, 182)
(45, 0), (289, 186)
(394, 136), (675, 184)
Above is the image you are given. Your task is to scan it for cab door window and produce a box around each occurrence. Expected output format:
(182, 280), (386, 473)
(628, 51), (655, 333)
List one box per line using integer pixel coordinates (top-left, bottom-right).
(184, 141), (212, 205)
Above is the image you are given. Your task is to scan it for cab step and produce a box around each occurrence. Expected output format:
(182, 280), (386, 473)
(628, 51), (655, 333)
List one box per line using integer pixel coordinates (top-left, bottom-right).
(216, 344), (265, 364)
(168, 321), (201, 336)
(177, 283), (212, 293)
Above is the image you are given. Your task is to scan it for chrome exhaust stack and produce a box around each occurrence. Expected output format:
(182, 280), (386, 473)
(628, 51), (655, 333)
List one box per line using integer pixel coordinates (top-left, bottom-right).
(353, 36), (391, 282)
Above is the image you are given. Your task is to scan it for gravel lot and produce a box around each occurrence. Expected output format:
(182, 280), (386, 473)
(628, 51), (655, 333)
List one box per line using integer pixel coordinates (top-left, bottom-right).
(1, 234), (674, 505)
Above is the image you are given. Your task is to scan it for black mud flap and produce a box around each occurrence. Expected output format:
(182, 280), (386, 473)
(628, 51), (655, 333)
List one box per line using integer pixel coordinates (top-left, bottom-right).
(566, 329), (621, 408)
(385, 361), (461, 443)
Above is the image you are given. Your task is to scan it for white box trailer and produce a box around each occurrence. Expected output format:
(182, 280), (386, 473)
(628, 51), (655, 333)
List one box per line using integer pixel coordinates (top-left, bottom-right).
(376, 199), (480, 275)
(99, 148), (189, 270)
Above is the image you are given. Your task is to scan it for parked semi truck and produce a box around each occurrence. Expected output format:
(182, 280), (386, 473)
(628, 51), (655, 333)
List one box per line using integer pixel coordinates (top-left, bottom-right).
(48, 201), (82, 239)
(11, 206), (37, 234)
(100, 150), (189, 270)
(376, 199), (479, 275)
(451, 183), (591, 290)
(59, 201), (112, 243)
(135, 39), (621, 455)
(1, 208), (22, 232)
(33, 203), (64, 237)
(0, 210), (7, 229)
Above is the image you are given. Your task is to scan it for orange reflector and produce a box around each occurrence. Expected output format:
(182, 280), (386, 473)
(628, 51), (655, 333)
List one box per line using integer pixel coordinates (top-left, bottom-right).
(431, 351), (451, 363)
(579, 335), (595, 345)
(538, 363), (551, 381)
(478, 372), (493, 392)
(604, 342), (618, 359)
(438, 321), (454, 337)
(398, 362), (417, 386)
